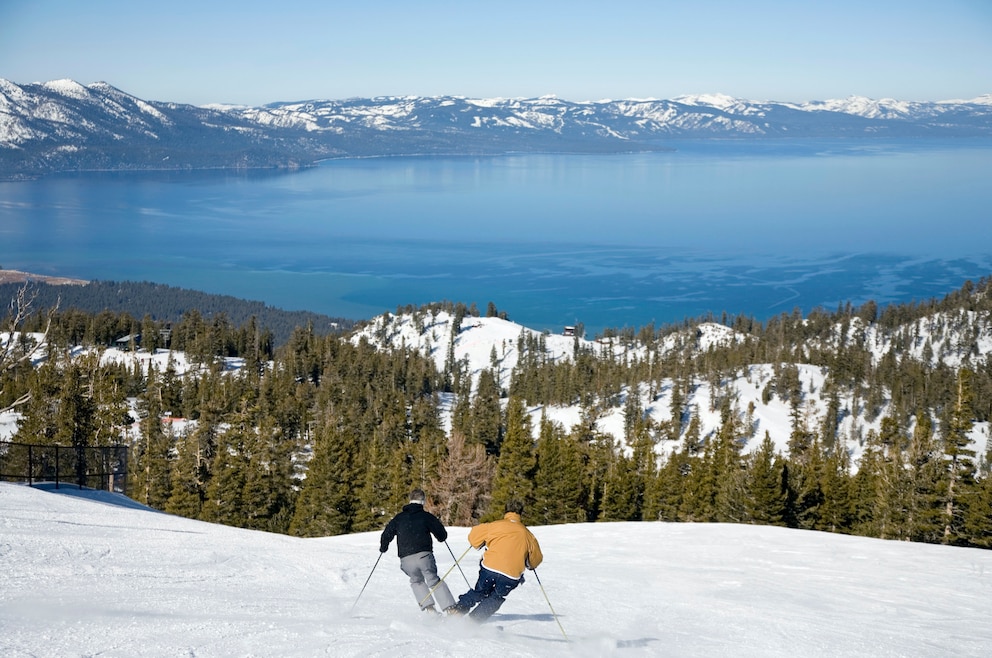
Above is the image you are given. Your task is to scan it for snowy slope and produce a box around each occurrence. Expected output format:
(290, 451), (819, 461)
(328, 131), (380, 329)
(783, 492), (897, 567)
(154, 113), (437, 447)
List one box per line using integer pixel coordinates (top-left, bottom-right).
(2, 482), (991, 657)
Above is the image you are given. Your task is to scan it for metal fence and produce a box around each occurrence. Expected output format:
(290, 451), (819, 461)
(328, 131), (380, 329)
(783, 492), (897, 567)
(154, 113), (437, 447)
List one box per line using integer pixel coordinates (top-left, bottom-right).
(0, 441), (128, 494)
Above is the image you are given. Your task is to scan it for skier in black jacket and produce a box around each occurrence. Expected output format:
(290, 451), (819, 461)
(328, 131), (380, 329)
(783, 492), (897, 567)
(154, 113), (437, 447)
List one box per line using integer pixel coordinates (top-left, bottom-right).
(379, 488), (457, 614)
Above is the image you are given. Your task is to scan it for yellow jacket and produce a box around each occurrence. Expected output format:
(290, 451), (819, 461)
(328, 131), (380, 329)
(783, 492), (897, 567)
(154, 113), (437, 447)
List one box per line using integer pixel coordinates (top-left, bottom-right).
(468, 512), (544, 579)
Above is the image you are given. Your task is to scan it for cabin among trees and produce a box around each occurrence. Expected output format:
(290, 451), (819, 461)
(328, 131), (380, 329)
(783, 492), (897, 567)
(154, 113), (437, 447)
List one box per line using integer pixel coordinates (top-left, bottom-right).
(114, 326), (173, 351)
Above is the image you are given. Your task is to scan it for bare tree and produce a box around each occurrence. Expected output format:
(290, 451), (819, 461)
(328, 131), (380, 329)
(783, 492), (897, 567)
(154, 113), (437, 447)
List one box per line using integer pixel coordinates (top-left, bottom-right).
(1, 283), (59, 413)
(430, 430), (494, 526)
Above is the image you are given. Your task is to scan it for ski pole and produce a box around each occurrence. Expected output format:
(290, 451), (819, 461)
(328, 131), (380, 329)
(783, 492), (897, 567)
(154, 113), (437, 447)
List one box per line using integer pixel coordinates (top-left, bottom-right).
(445, 540), (472, 588)
(350, 551), (384, 614)
(418, 544), (474, 608)
(532, 568), (568, 641)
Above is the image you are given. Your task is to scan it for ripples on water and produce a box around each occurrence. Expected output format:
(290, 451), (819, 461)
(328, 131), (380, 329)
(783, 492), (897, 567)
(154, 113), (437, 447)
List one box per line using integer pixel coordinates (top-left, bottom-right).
(2, 141), (990, 334)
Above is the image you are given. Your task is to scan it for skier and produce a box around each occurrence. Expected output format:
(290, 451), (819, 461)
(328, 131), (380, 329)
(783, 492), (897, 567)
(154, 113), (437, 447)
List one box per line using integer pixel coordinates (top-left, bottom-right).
(379, 488), (457, 614)
(448, 499), (543, 621)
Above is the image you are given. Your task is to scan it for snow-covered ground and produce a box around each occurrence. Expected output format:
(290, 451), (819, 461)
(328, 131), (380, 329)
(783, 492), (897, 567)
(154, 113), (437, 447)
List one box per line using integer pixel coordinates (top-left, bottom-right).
(2, 482), (991, 657)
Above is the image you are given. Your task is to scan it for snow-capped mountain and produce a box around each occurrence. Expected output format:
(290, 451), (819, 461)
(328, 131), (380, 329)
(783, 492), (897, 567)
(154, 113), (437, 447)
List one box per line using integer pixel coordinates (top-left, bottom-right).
(2, 78), (991, 179)
(0, 79), (340, 179)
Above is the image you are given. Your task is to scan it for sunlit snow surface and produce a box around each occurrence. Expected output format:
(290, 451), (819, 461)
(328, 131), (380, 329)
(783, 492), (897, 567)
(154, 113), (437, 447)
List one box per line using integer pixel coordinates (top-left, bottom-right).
(2, 482), (991, 657)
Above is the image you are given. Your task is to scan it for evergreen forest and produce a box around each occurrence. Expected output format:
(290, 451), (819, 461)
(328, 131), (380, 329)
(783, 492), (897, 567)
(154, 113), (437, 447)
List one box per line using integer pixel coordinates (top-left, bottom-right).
(2, 277), (991, 549)
(0, 280), (353, 346)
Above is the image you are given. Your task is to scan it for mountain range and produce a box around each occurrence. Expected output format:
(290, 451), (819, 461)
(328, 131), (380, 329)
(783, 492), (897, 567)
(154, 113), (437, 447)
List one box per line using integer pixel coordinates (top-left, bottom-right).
(2, 78), (991, 179)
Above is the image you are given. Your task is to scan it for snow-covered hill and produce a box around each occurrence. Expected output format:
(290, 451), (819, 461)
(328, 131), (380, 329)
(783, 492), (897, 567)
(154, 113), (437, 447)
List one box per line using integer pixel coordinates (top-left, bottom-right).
(2, 481), (991, 657)
(3, 78), (991, 178)
(3, 300), (990, 468)
(352, 309), (991, 466)
(830, 310), (992, 369)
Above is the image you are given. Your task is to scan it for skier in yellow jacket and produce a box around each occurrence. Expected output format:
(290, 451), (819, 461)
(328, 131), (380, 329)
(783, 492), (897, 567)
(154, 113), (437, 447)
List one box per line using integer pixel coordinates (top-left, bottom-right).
(449, 499), (543, 621)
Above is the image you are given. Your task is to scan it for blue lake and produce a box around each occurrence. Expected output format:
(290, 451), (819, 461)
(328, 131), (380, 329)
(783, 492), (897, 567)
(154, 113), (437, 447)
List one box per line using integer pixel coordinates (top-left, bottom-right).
(2, 139), (991, 335)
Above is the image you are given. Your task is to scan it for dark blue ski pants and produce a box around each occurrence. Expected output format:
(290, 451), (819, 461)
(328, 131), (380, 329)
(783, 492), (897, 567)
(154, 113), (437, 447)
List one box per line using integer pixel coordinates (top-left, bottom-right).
(457, 565), (523, 621)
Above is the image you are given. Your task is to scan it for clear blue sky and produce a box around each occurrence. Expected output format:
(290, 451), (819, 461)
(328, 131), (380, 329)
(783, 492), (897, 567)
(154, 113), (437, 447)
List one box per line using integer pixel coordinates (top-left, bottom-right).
(1, 0), (990, 106)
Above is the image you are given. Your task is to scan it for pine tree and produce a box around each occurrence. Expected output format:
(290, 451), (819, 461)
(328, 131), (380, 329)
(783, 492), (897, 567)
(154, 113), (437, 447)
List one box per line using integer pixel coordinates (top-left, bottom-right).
(532, 417), (586, 525)
(851, 427), (887, 538)
(820, 388), (841, 451)
(644, 449), (690, 522)
(817, 446), (853, 534)
(201, 425), (248, 526)
(352, 437), (393, 533)
(906, 411), (944, 543)
(289, 419), (361, 537)
(940, 369), (978, 545)
(878, 416), (912, 540)
(240, 415), (296, 533)
(449, 391), (472, 441)
(744, 433), (788, 526)
(623, 383), (644, 444)
(165, 426), (205, 520)
(712, 400), (746, 523)
(680, 436), (718, 523)
(599, 452), (642, 521)
(354, 385), (409, 527)
(131, 365), (173, 509)
(79, 354), (131, 449)
(13, 355), (69, 447)
(407, 395), (446, 490)
(60, 365), (96, 486)
(787, 392), (814, 463)
(571, 408), (613, 522)
(469, 368), (502, 454)
(683, 411), (702, 456)
(668, 374), (685, 441)
(962, 471), (992, 548)
(787, 439), (825, 531)
(488, 396), (535, 519)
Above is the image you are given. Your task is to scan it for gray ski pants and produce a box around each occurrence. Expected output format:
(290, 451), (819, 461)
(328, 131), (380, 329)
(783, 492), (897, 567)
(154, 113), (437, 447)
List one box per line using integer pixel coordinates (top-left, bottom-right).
(400, 550), (455, 611)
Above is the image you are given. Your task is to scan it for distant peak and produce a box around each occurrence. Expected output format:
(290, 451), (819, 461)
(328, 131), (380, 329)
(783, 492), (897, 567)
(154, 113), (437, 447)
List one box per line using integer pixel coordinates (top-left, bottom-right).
(88, 81), (123, 94)
(42, 79), (91, 100)
(942, 93), (992, 106)
(672, 93), (742, 109)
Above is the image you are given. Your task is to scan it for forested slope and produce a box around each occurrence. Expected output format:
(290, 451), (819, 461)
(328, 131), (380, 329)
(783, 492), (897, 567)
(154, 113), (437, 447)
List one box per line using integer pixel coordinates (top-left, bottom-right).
(2, 277), (990, 549)
(0, 280), (353, 346)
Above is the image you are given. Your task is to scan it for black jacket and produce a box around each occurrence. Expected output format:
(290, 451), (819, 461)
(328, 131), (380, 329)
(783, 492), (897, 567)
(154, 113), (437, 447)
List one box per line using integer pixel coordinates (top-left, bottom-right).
(380, 503), (448, 557)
